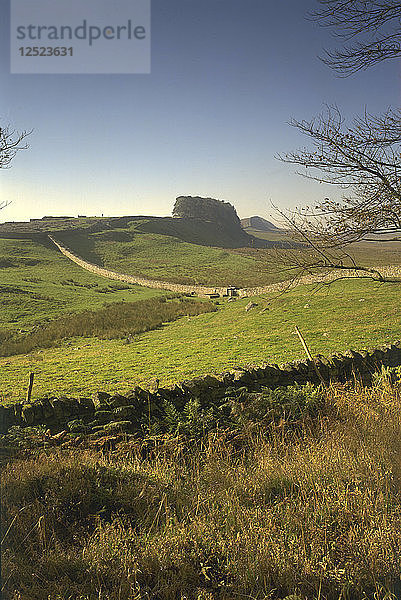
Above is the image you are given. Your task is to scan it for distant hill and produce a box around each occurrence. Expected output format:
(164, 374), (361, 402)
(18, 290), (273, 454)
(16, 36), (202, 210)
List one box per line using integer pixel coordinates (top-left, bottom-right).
(240, 216), (280, 232)
(0, 200), (296, 249)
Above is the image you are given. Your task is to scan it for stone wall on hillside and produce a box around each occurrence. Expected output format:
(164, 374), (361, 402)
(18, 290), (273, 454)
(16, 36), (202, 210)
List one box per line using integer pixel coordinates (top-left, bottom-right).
(49, 235), (401, 299)
(1, 341), (400, 435)
(48, 235), (229, 296)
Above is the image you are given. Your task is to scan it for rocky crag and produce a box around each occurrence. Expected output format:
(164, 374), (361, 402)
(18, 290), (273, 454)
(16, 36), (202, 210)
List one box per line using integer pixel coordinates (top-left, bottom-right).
(173, 196), (241, 225)
(172, 196), (254, 247)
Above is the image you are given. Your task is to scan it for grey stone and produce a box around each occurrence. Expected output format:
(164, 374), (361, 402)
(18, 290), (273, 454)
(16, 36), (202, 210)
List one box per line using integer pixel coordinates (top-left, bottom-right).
(50, 399), (65, 421)
(113, 405), (137, 420)
(92, 391), (111, 409)
(109, 394), (131, 408)
(39, 398), (54, 420)
(22, 404), (35, 425)
(103, 420), (133, 433)
(77, 397), (95, 413)
(13, 403), (23, 425)
(67, 419), (88, 434)
(94, 410), (114, 425)
(0, 406), (8, 434)
(130, 386), (148, 401)
(32, 403), (44, 424)
(60, 397), (79, 416)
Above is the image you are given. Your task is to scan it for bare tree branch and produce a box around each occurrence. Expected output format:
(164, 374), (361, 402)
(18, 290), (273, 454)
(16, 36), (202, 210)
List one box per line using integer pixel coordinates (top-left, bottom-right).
(276, 106), (401, 249)
(309, 0), (401, 76)
(271, 203), (395, 283)
(0, 125), (31, 210)
(273, 3), (401, 286)
(0, 125), (31, 170)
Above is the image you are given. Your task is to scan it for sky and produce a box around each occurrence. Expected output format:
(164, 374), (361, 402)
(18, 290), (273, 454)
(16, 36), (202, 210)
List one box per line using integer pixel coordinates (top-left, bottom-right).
(0, 0), (400, 223)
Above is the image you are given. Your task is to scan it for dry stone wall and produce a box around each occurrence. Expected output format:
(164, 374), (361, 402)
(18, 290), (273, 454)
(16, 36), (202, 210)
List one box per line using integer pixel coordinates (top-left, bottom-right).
(48, 235), (401, 298)
(1, 341), (400, 435)
(48, 235), (229, 296)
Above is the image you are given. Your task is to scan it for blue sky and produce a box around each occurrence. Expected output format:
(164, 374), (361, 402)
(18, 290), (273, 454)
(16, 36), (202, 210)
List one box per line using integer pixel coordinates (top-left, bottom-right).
(0, 0), (399, 222)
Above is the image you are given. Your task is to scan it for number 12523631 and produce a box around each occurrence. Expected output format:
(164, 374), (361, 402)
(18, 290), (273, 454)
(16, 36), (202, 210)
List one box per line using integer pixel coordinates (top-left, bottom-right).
(19, 46), (73, 56)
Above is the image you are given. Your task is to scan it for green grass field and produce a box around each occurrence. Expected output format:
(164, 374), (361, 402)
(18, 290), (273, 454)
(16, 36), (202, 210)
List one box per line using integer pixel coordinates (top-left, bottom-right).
(1, 278), (400, 402)
(0, 229), (400, 403)
(57, 223), (401, 288)
(56, 227), (290, 287)
(0, 237), (165, 332)
(3, 216), (400, 290)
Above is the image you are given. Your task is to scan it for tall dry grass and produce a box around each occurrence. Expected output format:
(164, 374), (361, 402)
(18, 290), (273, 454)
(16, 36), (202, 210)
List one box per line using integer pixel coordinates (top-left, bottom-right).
(0, 296), (215, 357)
(2, 378), (401, 600)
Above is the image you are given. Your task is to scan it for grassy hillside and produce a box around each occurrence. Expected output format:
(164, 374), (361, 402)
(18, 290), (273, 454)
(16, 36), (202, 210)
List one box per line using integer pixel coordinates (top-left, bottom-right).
(137, 215), (254, 247)
(55, 228), (291, 287)
(2, 215), (400, 289)
(0, 237), (166, 332)
(0, 213), (256, 248)
(53, 221), (401, 288)
(1, 278), (400, 402)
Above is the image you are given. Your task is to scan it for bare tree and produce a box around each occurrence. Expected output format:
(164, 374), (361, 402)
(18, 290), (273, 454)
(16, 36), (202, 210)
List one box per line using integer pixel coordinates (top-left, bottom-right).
(278, 105), (401, 240)
(0, 125), (31, 209)
(0, 125), (31, 170)
(310, 0), (401, 76)
(274, 1), (401, 283)
(275, 105), (401, 282)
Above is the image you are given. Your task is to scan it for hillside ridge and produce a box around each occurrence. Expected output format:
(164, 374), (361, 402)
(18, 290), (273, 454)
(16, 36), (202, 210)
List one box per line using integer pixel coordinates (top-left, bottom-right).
(241, 216), (280, 231)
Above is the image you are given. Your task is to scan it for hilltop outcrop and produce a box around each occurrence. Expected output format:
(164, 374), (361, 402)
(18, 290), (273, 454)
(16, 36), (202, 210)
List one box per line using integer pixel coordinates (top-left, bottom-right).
(173, 196), (241, 226)
(171, 195), (251, 247)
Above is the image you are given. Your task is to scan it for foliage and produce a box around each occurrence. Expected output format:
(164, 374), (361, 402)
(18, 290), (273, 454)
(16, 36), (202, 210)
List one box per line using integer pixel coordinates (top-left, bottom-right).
(225, 382), (324, 426)
(2, 379), (401, 599)
(162, 398), (216, 437)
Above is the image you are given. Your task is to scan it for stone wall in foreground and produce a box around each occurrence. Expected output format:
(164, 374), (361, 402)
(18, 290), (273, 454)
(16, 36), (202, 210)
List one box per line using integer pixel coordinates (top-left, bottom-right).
(1, 341), (400, 435)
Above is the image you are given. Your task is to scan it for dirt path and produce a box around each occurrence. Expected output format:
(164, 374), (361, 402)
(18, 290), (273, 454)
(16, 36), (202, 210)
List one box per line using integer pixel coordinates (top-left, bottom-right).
(49, 235), (401, 298)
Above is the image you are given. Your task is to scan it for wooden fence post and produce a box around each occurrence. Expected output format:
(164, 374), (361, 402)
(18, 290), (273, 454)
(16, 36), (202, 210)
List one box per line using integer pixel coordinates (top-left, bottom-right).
(26, 372), (34, 403)
(294, 326), (327, 389)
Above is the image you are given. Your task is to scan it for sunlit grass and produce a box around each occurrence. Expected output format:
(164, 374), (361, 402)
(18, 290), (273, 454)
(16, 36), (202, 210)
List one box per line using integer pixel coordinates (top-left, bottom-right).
(2, 379), (401, 599)
(1, 278), (400, 402)
(0, 238), (164, 331)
